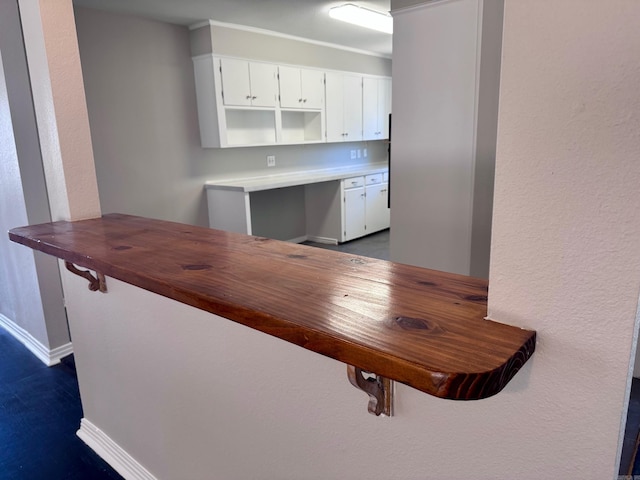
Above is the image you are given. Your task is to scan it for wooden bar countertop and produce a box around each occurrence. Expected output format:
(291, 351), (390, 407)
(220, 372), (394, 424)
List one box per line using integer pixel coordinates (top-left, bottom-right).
(9, 214), (535, 400)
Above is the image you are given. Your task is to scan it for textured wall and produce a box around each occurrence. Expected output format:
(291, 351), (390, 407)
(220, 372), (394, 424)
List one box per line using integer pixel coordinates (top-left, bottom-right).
(489, 0), (640, 476)
(20, 0), (100, 221)
(0, 48), (49, 347)
(0, 0), (68, 353)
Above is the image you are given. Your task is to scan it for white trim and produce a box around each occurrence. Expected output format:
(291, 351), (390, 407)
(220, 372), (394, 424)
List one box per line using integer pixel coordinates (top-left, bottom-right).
(285, 235), (309, 244)
(391, 0), (458, 17)
(188, 18), (391, 59)
(0, 313), (72, 366)
(306, 236), (339, 245)
(77, 418), (157, 480)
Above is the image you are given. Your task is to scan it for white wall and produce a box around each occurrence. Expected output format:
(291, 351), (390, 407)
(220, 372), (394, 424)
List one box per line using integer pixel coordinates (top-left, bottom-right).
(0, 48), (50, 349)
(390, 0), (484, 276)
(201, 23), (392, 76)
(74, 8), (389, 228)
(488, 0), (640, 475)
(0, 0), (69, 361)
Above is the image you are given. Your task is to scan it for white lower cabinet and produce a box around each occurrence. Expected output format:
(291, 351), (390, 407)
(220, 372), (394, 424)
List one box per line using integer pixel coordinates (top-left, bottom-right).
(343, 174), (390, 242)
(365, 182), (390, 234)
(343, 179), (366, 241)
(304, 170), (390, 244)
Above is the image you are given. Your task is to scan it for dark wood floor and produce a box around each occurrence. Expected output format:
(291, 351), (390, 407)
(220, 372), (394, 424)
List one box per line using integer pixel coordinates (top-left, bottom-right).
(0, 327), (122, 479)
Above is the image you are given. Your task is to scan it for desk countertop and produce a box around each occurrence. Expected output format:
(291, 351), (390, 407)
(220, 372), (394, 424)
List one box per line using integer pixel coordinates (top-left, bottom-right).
(205, 163), (388, 192)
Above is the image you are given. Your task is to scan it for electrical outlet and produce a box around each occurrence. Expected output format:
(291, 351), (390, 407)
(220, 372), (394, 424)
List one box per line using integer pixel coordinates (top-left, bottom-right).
(350, 150), (357, 160)
(364, 148), (368, 158)
(357, 149), (361, 159)
(267, 155), (276, 167)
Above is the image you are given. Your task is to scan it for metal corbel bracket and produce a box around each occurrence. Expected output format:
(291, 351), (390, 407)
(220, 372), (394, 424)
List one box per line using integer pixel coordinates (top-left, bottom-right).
(65, 261), (107, 293)
(347, 365), (394, 417)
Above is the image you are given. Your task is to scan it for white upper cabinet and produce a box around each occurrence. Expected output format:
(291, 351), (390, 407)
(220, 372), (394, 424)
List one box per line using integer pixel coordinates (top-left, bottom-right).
(363, 77), (391, 140)
(193, 54), (389, 148)
(325, 72), (363, 143)
(220, 58), (277, 107)
(279, 66), (324, 109)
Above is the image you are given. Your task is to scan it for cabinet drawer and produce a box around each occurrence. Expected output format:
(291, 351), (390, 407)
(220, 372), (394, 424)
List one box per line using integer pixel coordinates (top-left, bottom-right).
(383, 171), (389, 183)
(366, 173), (383, 185)
(344, 176), (365, 189)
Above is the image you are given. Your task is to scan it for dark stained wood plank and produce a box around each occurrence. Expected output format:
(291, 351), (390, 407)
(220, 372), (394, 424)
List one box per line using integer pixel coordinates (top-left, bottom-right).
(9, 213), (535, 400)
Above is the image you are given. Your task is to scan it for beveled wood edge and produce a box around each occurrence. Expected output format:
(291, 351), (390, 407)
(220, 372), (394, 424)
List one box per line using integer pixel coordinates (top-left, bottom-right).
(8, 223), (536, 400)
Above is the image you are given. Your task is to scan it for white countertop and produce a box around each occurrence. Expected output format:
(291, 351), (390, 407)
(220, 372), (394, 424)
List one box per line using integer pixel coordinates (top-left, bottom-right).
(205, 163), (388, 192)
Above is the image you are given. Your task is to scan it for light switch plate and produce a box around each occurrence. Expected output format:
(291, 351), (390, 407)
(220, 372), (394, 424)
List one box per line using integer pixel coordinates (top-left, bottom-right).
(267, 155), (276, 167)
(350, 150), (356, 159)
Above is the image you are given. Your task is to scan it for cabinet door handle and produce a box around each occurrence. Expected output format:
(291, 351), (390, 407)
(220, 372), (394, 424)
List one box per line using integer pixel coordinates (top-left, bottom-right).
(352, 181), (358, 185)
(246, 95), (252, 99)
(303, 99), (307, 103)
(252, 96), (257, 100)
(345, 132), (349, 136)
(299, 98), (303, 102)
(381, 189), (387, 193)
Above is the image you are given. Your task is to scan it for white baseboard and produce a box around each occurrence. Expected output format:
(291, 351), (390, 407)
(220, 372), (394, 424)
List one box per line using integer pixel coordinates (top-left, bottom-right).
(285, 235), (308, 244)
(306, 235), (339, 245)
(77, 418), (157, 480)
(0, 313), (72, 366)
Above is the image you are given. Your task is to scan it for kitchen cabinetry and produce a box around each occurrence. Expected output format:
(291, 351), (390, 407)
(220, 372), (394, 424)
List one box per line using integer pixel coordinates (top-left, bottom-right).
(343, 174), (390, 241)
(278, 66), (324, 110)
(325, 72), (363, 143)
(363, 77), (391, 140)
(220, 58), (277, 107)
(193, 55), (388, 148)
(278, 66), (325, 144)
(364, 173), (390, 233)
(194, 56), (320, 147)
(343, 176), (366, 241)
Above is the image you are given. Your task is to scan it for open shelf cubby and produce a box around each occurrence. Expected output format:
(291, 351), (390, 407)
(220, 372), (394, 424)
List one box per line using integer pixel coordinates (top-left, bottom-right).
(280, 110), (323, 144)
(225, 109), (277, 146)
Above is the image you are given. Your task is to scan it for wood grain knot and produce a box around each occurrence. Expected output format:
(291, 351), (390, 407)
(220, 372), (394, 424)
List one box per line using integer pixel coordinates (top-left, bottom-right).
(349, 258), (366, 265)
(113, 245), (132, 250)
(182, 264), (212, 271)
(392, 316), (446, 335)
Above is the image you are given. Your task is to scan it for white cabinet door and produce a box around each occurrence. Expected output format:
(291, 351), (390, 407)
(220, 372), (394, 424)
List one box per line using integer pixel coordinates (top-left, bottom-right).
(363, 77), (392, 140)
(278, 66), (302, 108)
(362, 77), (379, 140)
(220, 58), (252, 106)
(344, 186), (366, 241)
(279, 67), (324, 109)
(325, 72), (345, 142)
(343, 74), (363, 141)
(220, 59), (276, 107)
(326, 73), (363, 142)
(300, 69), (324, 109)
(378, 77), (391, 139)
(365, 182), (390, 233)
(248, 62), (277, 107)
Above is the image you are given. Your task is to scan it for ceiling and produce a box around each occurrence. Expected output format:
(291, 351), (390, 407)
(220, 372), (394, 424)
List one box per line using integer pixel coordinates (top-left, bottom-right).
(72, 0), (393, 57)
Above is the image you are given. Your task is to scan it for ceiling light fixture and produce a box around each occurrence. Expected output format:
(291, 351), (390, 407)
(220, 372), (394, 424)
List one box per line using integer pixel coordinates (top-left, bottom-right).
(329, 3), (393, 35)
